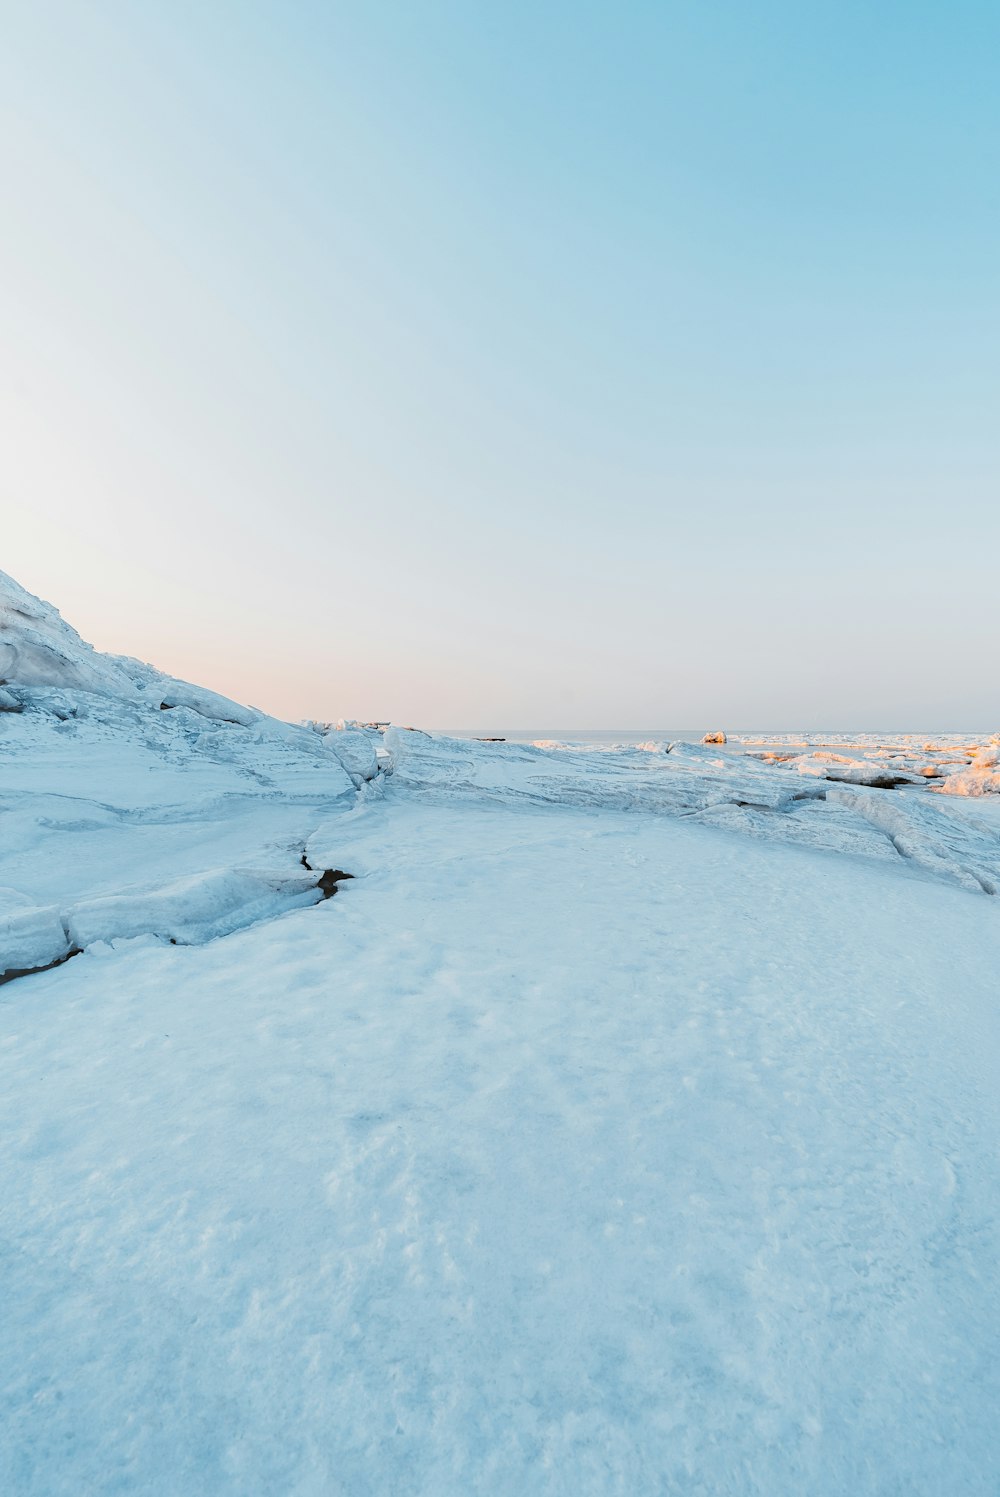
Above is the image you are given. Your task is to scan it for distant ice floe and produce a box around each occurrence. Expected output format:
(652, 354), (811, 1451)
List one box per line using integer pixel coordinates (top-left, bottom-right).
(932, 746), (1000, 797)
(740, 735), (1000, 799)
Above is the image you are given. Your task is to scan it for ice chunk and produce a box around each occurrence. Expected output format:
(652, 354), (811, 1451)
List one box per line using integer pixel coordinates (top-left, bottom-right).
(66, 867), (324, 950)
(324, 729), (379, 782)
(825, 787), (999, 894)
(933, 748), (1000, 797)
(151, 680), (259, 726)
(0, 888), (71, 974)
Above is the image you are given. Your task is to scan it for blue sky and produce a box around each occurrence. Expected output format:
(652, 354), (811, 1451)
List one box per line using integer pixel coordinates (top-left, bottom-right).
(2, 1), (997, 727)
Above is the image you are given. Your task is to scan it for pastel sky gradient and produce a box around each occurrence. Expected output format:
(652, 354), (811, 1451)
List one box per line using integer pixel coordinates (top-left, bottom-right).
(2, 1), (998, 728)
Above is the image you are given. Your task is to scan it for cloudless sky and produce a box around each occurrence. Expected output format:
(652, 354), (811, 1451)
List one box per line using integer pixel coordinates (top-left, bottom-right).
(2, 1), (998, 728)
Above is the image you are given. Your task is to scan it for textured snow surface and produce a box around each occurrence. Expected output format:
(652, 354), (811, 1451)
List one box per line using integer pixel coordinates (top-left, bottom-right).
(3, 800), (1000, 1495)
(383, 730), (1000, 897)
(0, 693), (358, 976)
(2, 575), (1000, 1494)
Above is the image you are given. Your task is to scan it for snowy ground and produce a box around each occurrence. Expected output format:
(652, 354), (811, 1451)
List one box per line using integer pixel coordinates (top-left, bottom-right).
(2, 571), (999, 1493)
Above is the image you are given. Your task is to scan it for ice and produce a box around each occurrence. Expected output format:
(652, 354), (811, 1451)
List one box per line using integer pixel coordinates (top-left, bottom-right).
(820, 786), (1000, 893)
(787, 751), (927, 787)
(0, 888), (69, 974)
(150, 679), (260, 726)
(933, 746), (1000, 797)
(382, 728), (1000, 896)
(65, 865), (324, 949)
(0, 586), (357, 979)
(310, 724), (380, 783)
(0, 567), (149, 697)
(2, 572), (1000, 1493)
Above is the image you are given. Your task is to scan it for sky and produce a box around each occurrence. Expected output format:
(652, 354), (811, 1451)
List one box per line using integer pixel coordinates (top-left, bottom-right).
(2, 0), (998, 729)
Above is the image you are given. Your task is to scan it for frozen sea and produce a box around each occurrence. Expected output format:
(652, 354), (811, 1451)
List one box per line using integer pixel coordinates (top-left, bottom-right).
(3, 570), (1000, 1495)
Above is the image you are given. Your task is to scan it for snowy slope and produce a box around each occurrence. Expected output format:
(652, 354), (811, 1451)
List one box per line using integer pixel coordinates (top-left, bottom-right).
(2, 571), (1000, 1495)
(0, 571), (366, 977)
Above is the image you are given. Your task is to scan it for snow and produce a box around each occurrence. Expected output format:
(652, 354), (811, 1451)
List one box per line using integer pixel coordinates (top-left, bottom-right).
(2, 573), (1000, 1494)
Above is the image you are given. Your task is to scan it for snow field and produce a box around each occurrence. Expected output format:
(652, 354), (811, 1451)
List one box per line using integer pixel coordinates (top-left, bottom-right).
(2, 799), (999, 1495)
